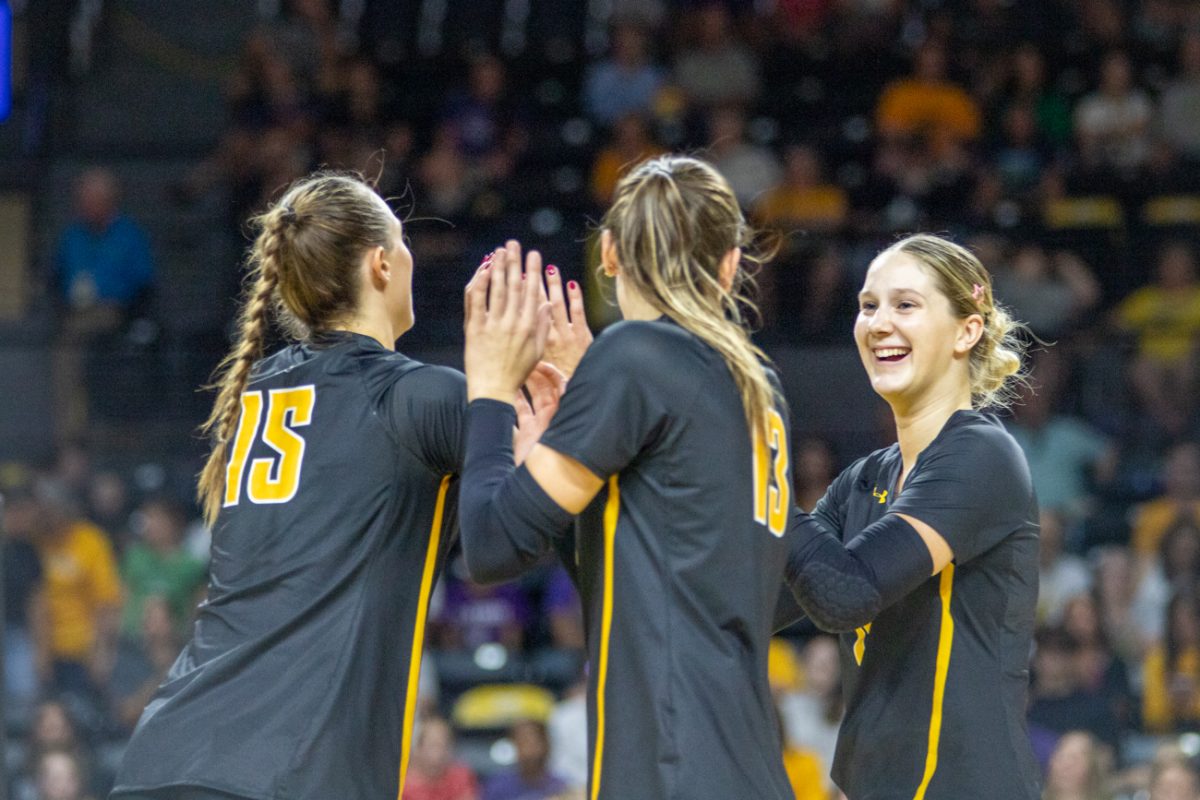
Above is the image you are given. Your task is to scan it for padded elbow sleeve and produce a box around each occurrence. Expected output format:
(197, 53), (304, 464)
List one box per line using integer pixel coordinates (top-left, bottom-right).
(786, 513), (932, 633)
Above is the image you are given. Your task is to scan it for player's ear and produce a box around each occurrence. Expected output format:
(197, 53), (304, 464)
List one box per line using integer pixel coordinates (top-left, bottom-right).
(600, 229), (621, 279)
(365, 245), (389, 290)
(954, 313), (985, 355)
(718, 247), (741, 293)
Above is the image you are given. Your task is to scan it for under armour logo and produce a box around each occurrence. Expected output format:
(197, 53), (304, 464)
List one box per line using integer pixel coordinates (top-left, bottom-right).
(872, 487), (888, 504)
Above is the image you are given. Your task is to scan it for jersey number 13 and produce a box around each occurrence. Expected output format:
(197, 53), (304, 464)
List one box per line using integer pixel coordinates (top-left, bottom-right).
(224, 386), (316, 508)
(753, 409), (789, 537)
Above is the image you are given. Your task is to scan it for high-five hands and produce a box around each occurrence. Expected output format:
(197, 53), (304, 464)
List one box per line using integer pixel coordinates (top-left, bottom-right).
(514, 362), (568, 465)
(464, 241), (553, 403)
(541, 264), (592, 378)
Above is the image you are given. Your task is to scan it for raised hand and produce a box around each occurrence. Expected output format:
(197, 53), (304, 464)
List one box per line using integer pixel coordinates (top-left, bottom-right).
(541, 265), (593, 378)
(513, 362), (568, 465)
(464, 241), (551, 403)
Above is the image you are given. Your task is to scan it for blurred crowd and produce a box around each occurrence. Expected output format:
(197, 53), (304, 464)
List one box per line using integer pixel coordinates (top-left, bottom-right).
(9, 0), (1200, 798)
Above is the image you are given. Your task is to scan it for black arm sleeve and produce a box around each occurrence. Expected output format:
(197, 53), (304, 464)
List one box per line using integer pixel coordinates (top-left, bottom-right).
(783, 508), (933, 633)
(458, 399), (575, 584)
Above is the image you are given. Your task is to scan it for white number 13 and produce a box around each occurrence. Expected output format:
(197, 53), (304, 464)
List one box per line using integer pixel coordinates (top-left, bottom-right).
(753, 409), (790, 536)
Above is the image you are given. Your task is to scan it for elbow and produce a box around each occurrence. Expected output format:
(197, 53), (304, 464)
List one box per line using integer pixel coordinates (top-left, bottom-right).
(788, 562), (883, 634)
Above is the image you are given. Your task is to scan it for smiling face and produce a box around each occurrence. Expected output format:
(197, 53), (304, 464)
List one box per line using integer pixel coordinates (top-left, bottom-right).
(854, 250), (981, 413)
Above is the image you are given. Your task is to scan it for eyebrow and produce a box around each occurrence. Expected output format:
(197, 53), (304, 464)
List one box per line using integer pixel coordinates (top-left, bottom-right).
(858, 288), (928, 299)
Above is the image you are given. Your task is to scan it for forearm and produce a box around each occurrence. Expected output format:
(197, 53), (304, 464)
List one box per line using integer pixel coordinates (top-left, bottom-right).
(784, 510), (932, 633)
(459, 400), (574, 583)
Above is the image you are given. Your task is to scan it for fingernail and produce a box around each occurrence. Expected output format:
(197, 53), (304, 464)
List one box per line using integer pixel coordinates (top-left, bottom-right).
(482, 263), (490, 270)
(568, 281), (578, 290)
(521, 274), (526, 280)
(547, 265), (557, 275)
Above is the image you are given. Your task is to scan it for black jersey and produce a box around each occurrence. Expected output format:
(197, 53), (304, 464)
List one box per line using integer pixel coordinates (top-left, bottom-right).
(112, 332), (464, 800)
(806, 410), (1040, 800)
(538, 318), (795, 800)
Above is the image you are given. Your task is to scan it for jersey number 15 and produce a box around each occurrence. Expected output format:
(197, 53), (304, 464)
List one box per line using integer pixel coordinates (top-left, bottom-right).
(224, 386), (316, 508)
(753, 409), (789, 537)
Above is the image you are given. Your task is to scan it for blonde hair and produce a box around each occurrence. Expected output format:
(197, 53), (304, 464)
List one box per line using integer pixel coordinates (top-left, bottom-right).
(882, 233), (1028, 409)
(197, 172), (394, 525)
(602, 155), (777, 439)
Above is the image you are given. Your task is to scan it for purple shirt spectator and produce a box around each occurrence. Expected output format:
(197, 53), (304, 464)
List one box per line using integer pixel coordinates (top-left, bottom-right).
(439, 577), (532, 651)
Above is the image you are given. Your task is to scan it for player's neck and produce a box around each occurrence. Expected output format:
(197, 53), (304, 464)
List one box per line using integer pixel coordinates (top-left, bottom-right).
(617, 286), (661, 321)
(330, 316), (397, 351)
(892, 388), (971, 480)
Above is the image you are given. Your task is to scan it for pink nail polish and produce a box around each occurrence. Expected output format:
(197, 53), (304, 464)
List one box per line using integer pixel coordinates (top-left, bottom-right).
(547, 265), (557, 275)
(568, 281), (578, 290)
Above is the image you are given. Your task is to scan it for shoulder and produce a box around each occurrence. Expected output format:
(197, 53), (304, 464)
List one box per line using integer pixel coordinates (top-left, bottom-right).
(583, 318), (696, 372)
(930, 411), (1033, 485)
(357, 348), (465, 401)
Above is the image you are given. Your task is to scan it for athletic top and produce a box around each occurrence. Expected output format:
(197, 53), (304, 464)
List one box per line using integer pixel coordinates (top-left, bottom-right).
(538, 318), (795, 800)
(112, 332), (464, 800)
(788, 410), (1041, 800)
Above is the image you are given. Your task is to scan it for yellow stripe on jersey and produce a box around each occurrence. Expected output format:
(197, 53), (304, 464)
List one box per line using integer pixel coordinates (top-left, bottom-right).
(913, 563), (956, 800)
(397, 475), (452, 798)
(590, 477), (620, 800)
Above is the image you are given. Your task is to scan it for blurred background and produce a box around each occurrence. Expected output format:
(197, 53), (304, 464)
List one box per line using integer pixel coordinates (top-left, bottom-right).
(2, 0), (1200, 798)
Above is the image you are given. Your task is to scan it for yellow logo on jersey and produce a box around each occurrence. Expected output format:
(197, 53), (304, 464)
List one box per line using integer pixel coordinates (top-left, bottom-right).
(872, 487), (888, 504)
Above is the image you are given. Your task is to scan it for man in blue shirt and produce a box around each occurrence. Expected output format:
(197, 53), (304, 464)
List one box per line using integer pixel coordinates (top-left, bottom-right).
(55, 168), (154, 313)
(52, 167), (155, 439)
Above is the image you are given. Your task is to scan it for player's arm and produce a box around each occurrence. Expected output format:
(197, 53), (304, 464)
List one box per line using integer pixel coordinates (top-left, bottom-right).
(784, 426), (1025, 633)
(459, 400), (602, 583)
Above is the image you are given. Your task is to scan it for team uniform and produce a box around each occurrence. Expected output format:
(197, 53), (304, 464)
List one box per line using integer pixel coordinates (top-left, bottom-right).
(525, 319), (796, 800)
(112, 331), (464, 800)
(782, 410), (1041, 800)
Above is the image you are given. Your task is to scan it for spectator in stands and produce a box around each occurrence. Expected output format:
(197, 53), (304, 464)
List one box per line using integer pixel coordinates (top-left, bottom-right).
(1041, 731), (1112, 800)
(1134, 517), (1200, 645)
(1161, 31), (1200, 169)
(4, 483), (47, 720)
(993, 244), (1101, 341)
(440, 54), (525, 182)
(29, 479), (121, 704)
(1027, 627), (1122, 757)
(875, 41), (983, 154)
(706, 105), (781, 208)
(1000, 44), (1072, 148)
(418, 123), (482, 221)
(118, 495), (206, 640)
(672, 3), (760, 110)
(547, 680), (587, 791)
(54, 168), (155, 320)
(109, 596), (181, 733)
(1150, 759), (1200, 800)
(1093, 547), (1151, 664)
(778, 635), (841, 793)
(1142, 590), (1200, 734)
(590, 114), (665, 205)
(583, 21), (666, 128)
(52, 168), (156, 440)
(991, 103), (1051, 202)
(1007, 352), (1114, 524)
(792, 437), (837, 514)
(12, 701), (97, 800)
(753, 144), (848, 235)
(1130, 443), (1200, 562)
(1062, 593), (1135, 733)
(786, 244), (858, 344)
(1074, 51), (1155, 176)
(84, 471), (131, 552)
(435, 574), (531, 653)
(32, 748), (95, 800)
(1037, 511), (1091, 626)
(482, 719), (568, 800)
(543, 567), (584, 651)
(1116, 242), (1200, 435)
(402, 716), (479, 800)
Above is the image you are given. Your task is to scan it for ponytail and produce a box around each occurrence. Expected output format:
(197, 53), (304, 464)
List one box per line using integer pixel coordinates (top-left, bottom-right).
(196, 209), (285, 525)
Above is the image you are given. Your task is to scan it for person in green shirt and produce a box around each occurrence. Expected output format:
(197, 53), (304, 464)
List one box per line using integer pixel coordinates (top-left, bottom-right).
(119, 496), (207, 639)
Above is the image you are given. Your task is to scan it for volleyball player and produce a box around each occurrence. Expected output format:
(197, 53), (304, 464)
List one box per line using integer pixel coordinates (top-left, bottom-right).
(457, 156), (797, 800)
(110, 173), (570, 800)
(777, 234), (1041, 800)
